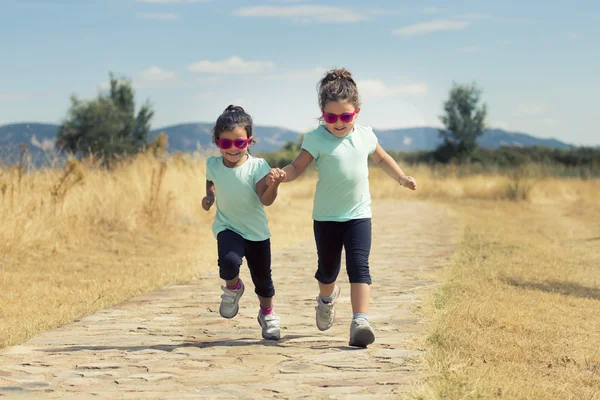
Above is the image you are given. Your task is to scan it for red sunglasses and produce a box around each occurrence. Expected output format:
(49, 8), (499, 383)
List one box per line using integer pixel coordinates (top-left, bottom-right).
(322, 109), (359, 124)
(217, 138), (251, 150)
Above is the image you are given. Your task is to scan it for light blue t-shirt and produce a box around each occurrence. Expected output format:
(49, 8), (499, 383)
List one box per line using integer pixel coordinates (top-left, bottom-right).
(301, 124), (378, 222)
(205, 155), (271, 241)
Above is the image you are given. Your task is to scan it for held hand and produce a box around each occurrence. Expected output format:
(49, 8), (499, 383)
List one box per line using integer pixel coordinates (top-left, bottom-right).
(399, 176), (417, 191)
(202, 195), (215, 211)
(266, 168), (286, 186)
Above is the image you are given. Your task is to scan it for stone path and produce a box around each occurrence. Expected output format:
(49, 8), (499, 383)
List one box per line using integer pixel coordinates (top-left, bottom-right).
(0, 201), (458, 399)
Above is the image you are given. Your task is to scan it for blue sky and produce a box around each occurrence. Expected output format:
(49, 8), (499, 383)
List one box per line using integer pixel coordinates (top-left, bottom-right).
(1, 0), (598, 146)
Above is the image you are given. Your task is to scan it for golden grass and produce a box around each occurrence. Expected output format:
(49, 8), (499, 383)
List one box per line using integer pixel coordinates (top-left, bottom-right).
(2, 154), (600, 400)
(406, 175), (600, 399)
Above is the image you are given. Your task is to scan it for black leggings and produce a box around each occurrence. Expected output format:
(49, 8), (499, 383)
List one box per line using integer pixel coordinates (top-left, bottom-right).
(313, 218), (372, 285)
(217, 230), (274, 298)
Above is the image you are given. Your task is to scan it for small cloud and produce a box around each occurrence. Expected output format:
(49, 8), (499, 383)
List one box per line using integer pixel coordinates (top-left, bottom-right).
(423, 6), (446, 14)
(403, 136), (413, 146)
(456, 46), (481, 53)
(393, 19), (469, 37)
(357, 79), (429, 99)
(137, 67), (183, 88)
(233, 5), (367, 23)
(517, 103), (545, 116)
(135, 12), (180, 20)
(567, 32), (582, 40)
(188, 56), (275, 74)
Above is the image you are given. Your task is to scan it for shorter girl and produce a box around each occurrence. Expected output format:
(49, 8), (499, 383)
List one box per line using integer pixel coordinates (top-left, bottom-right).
(202, 105), (286, 341)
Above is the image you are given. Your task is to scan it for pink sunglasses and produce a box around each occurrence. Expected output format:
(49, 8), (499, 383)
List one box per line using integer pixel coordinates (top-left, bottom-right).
(217, 138), (251, 150)
(322, 109), (359, 124)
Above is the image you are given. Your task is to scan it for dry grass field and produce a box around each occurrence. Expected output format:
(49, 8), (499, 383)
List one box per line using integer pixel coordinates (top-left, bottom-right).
(2, 153), (599, 399)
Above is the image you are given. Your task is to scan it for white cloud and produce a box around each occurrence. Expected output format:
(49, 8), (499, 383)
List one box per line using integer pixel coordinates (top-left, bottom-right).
(357, 79), (429, 100)
(403, 136), (413, 146)
(137, 67), (184, 88)
(518, 103), (545, 116)
(139, 66), (177, 82)
(135, 12), (180, 20)
(456, 46), (481, 53)
(233, 5), (367, 23)
(393, 19), (469, 37)
(188, 56), (275, 74)
(136, 0), (212, 3)
(567, 32), (582, 40)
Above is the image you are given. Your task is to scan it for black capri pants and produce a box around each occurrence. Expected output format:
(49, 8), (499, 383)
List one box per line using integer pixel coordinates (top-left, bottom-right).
(313, 218), (372, 285)
(217, 230), (275, 298)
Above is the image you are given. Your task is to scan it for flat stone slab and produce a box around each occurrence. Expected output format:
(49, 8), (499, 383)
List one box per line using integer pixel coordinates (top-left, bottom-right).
(0, 201), (457, 399)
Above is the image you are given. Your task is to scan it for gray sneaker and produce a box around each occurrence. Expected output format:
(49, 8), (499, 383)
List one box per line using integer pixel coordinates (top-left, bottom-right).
(219, 279), (244, 319)
(257, 313), (281, 340)
(315, 283), (340, 331)
(349, 317), (375, 348)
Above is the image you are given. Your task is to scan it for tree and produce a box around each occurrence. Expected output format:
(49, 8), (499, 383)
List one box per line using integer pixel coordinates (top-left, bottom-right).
(436, 82), (487, 162)
(56, 73), (154, 165)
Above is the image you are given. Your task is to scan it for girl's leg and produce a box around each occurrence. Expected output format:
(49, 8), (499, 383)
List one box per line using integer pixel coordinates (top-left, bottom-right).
(245, 238), (275, 302)
(245, 238), (280, 340)
(313, 220), (344, 293)
(343, 218), (375, 347)
(313, 220), (344, 330)
(217, 230), (246, 319)
(343, 218), (373, 312)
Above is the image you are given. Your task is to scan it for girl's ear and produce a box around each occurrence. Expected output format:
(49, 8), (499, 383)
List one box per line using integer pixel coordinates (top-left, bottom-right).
(356, 107), (361, 114)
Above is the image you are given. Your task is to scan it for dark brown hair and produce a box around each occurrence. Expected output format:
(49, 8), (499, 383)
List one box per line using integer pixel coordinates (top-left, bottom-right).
(317, 68), (360, 110)
(212, 105), (256, 147)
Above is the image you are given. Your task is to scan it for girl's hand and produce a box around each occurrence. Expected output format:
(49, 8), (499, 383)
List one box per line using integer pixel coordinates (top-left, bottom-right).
(399, 176), (417, 190)
(266, 168), (286, 186)
(202, 195), (215, 211)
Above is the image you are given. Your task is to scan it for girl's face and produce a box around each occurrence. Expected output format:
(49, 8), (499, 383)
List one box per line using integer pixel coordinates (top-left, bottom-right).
(322, 100), (360, 138)
(217, 126), (250, 167)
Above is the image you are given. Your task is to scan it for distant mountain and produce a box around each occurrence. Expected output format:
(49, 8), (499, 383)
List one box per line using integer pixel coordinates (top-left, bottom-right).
(375, 127), (573, 151)
(0, 122), (575, 164)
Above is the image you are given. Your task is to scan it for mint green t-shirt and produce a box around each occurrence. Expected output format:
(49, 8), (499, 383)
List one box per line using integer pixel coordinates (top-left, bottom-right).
(301, 124), (378, 222)
(205, 155), (271, 241)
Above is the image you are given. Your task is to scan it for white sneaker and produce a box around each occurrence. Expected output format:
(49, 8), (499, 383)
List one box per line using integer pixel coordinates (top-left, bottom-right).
(315, 283), (340, 331)
(257, 313), (281, 340)
(349, 317), (375, 348)
(219, 279), (244, 319)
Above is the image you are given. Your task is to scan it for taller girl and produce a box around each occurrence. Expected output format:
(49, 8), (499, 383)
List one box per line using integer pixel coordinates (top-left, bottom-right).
(275, 68), (417, 347)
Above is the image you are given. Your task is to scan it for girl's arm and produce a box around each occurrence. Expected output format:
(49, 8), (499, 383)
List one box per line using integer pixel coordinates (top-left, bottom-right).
(202, 180), (215, 210)
(369, 144), (417, 190)
(282, 149), (314, 182)
(256, 170), (285, 206)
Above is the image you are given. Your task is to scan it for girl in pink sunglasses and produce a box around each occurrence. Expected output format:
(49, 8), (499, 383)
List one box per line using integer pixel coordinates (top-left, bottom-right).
(202, 105), (286, 341)
(273, 68), (417, 348)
